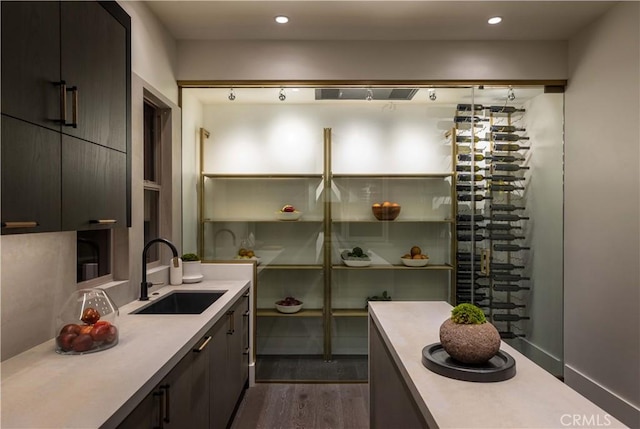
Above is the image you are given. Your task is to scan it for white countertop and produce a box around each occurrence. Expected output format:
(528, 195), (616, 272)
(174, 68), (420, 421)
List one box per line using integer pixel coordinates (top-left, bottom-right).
(0, 280), (250, 429)
(368, 301), (627, 429)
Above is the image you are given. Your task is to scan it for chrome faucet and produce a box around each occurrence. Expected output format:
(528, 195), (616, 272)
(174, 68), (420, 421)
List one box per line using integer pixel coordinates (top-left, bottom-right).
(213, 228), (237, 257)
(140, 238), (178, 301)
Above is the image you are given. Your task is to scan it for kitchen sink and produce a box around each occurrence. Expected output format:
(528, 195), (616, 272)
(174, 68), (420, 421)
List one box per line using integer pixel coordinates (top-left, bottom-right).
(131, 291), (226, 315)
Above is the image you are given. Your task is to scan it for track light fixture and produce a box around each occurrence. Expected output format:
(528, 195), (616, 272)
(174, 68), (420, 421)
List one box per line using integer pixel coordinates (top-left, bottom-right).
(507, 87), (516, 101)
(228, 88), (236, 101)
(428, 89), (437, 101)
(279, 88), (286, 101)
(366, 89), (373, 101)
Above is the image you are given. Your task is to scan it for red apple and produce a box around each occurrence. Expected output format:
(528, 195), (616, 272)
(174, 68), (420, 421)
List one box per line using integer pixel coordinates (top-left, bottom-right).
(57, 333), (78, 352)
(71, 334), (94, 352)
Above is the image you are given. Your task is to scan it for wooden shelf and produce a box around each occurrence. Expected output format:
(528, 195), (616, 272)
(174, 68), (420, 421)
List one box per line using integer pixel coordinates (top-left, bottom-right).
(332, 309), (368, 317)
(332, 173), (453, 179)
(202, 219), (324, 223)
(257, 309), (323, 317)
(332, 219), (453, 224)
(260, 264), (324, 270)
(332, 263), (454, 271)
(203, 173), (323, 179)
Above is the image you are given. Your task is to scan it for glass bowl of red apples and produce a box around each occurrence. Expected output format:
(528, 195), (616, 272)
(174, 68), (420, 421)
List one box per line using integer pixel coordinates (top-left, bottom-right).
(55, 288), (119, 355)
(276, 204), (302, 221)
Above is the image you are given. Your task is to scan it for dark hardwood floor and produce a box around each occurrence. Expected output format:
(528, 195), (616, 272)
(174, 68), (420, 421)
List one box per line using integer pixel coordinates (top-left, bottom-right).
(230, 383), (370, 429)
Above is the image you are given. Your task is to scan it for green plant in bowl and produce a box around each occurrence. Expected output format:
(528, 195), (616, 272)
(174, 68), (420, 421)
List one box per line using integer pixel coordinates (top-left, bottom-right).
(181, 253), (200, 262)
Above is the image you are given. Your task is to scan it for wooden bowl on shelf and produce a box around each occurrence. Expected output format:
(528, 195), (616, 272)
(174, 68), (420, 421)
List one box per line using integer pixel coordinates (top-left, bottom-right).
(372, 205), (401, 221)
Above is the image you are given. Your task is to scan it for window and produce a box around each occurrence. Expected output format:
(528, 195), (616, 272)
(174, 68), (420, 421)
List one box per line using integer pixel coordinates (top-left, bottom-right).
(143, 96), (171, 265)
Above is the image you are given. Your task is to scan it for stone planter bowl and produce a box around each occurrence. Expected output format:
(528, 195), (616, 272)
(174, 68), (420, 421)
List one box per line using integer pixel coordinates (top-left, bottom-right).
(439, 318), (501, 364)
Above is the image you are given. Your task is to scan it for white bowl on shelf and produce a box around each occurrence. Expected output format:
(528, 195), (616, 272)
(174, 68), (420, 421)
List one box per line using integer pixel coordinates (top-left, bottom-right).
(275, 302), (303, 314)
(342, 258), (372, 267)
(401, 257), (429, 267)
(276, 211), (302, 221)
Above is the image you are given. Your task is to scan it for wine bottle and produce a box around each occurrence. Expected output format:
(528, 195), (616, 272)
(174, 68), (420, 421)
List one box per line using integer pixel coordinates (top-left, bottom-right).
(457, 174), (523, 183)
(494, 143), (530, 151)
(456, 271), (488, 279)
(456, 145), (485, 154)
(456, 165), (491, 172)
(454, 116), (489, 123)
(490, 262), (525, 270)
(457, 194), (493, 202)
(490, 174), (524, 182)
(485, 302), (527, 310)
(492, 314), (530, 322)
(456, 135), (487, 143)
(487, 233), (526, 241)
(491, 274), (530, 282)
(489, 106), (526, 114)
(456, 104), (526, 114)
(494, 284), (531, 292)
(493, 243), (531, 251)
(490, 184), (526, 192)
(493, 163), (530, 172)
(492, 213), (530, 221)
(456, 252), (482, 261)
(498, 331), (526, 339)
(456, 184), (485, 192)
(491, 133), (530, 141)
(457, 213), (529, 222)
(457, 223), (522, 232)
(458, 154), (520, 163)
(490, 204), (525, 212)
(456, 103), (484, 111)
(491, 125), (525, 133)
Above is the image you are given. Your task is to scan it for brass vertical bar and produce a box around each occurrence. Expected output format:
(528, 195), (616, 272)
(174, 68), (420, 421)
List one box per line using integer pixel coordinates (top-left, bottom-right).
(323, 128), (332, 361)
(198, 128), (209, 259)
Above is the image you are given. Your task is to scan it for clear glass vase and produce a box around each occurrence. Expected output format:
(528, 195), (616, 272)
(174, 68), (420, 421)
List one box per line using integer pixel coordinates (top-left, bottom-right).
(55, 288), (119, 355)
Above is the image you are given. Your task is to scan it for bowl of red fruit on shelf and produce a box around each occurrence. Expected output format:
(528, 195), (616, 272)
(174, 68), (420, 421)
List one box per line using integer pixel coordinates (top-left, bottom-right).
(276, 204), (302, 221)
(275, 296), (303, 314)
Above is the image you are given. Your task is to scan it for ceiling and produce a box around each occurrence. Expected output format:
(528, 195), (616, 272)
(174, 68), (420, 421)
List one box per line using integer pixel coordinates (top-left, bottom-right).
(144, 1), (616, 41)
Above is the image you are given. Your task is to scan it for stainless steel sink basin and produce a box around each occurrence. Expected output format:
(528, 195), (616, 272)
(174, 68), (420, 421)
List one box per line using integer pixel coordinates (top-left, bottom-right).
(131, 291), (226, 315)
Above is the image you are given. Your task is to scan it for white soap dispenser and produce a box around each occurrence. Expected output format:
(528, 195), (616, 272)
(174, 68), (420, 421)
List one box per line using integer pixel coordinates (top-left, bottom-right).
(170, 256), (183, 285)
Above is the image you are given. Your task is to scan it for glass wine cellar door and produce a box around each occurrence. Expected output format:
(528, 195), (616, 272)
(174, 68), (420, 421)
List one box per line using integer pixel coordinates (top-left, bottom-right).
(189, 85), (564, 381)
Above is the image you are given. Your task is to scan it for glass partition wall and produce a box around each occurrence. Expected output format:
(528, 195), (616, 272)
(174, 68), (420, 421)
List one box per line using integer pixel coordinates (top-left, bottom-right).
(181, 85), (564, 381)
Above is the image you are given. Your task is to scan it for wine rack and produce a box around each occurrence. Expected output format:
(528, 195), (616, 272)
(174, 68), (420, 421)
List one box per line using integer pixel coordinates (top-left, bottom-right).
(450, 103), (531, 340)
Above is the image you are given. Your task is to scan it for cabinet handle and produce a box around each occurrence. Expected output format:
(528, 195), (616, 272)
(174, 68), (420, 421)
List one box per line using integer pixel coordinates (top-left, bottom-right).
(243, 347), (250, 355)
(153, 390), (164, 429)
(67, 86), (78, 128)
(243, 310), (250, 317)
(160, 384), (170, 423)
(89, 219), (117, 225)
(2, 221), (38, 229)
(227, 310), (235, 335)
(57, 80), (67, 124)
(194, 335), (212, 352)
(243, 291), (250, 298)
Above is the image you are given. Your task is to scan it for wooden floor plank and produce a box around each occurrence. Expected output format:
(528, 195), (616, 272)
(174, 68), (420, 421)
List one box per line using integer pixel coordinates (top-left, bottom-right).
(231, 383), (370, 429)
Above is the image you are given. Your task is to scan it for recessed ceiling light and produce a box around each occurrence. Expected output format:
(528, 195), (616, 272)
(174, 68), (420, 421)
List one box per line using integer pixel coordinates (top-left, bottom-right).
(275, 15), (289, 24)
(488, 16), (502, 25)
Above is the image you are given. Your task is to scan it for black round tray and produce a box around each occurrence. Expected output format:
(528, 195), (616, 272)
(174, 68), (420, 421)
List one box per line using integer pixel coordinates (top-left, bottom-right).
(422, 342), (516, 382)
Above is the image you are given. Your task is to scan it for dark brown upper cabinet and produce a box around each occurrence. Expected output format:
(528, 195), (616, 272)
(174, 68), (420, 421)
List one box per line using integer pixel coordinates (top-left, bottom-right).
(1, 1), (131, 234)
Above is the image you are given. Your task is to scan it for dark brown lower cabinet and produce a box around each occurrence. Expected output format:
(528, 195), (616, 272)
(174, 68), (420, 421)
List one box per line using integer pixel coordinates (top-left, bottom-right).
(1, 115), (61, 234)
(118, 293), (249, 429)
(61, 136), (126, 231)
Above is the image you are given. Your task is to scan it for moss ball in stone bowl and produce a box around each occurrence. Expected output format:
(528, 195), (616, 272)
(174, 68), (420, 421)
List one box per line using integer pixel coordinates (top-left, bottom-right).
(439, 303), (501, 364)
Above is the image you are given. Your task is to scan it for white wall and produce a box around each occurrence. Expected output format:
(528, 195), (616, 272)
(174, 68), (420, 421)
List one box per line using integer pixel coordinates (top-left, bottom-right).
(118, 1), (179, 105)
(565, 2), (640, 426)
(178, 40), (567, 81)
